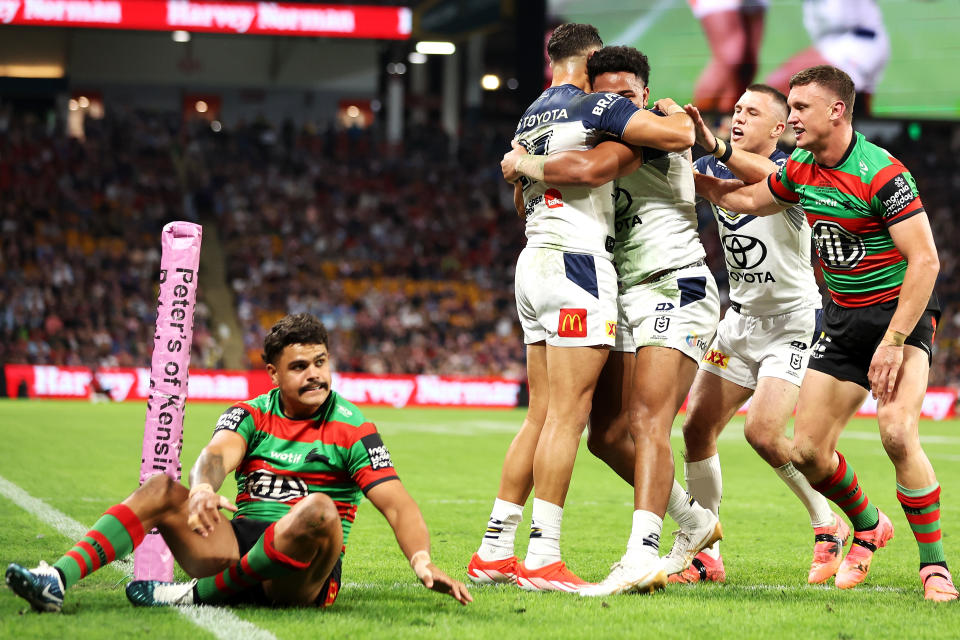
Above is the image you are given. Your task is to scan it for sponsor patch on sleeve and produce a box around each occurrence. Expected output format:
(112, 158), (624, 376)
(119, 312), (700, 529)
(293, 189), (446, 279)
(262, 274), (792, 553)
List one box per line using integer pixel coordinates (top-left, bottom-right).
(875, 172), (918, 219)
(213, 405), (250, 434)
(361, 433), (395, 471)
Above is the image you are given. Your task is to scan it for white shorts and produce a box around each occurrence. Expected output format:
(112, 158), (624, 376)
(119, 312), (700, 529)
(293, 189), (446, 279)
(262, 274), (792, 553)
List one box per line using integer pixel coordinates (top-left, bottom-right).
(699, 305), (821, 389)
(688, 0), (768, 19)
(515, 247), (618, 347)
(815, 30), (890, 93)
(614, 263), (720, 363)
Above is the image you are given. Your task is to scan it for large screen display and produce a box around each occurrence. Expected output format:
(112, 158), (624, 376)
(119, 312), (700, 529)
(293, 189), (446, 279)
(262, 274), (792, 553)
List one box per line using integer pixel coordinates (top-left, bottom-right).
(547, 0), (958, 119)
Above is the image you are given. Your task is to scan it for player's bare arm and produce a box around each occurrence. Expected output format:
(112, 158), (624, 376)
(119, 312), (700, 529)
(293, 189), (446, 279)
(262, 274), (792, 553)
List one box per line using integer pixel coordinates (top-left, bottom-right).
(513, 181), (524, 216)
(366, 480), (473, 605)
(620, 98), (695, 152)
(186, 429), (244, 537)
(694, 173), (786, 216)
(683, 103), (779, 183)
(502, 139), (642, 188)
(868, 213), (940, 403)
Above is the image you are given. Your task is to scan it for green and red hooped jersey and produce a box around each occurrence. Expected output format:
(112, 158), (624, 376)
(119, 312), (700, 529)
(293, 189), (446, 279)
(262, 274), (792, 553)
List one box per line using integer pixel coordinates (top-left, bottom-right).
(213, 388), (398, 552)
(767, 131), (926, 307)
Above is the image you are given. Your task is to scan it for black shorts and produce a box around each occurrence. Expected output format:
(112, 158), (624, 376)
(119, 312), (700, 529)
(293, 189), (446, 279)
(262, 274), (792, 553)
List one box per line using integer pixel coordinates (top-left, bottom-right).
(229, 517), (342, 608)
(807, 296), (940, 390)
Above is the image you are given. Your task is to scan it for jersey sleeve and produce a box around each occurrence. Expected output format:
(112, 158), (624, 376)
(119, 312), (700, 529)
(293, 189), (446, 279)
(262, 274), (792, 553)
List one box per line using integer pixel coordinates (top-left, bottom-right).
(580, 92), (640, 138)
(346, 422), (399, 492)
(212, 403), (256, 443)
(767, 159), (801, 205)
(869, 164), (925, 226)
(693, 155), (712, 175)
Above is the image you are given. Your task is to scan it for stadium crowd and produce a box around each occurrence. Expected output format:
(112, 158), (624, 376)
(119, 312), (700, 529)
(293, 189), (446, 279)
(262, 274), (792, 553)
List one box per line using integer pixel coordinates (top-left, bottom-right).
(2, 109), (960, 388)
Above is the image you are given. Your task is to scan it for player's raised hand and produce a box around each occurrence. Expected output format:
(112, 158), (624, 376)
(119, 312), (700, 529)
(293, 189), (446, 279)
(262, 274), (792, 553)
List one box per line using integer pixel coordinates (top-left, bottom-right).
(501, 139), (528, 183)
(416, 562), (473, 605)
(683, 103), (718, 152)
(868, 342), (904, 404)
(653, 97), (685, 116)
(186, 484), (237, 537)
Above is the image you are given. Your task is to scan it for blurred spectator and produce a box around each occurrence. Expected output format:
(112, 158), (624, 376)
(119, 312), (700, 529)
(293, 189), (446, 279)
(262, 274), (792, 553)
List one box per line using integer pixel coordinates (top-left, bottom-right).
(1, 109), (958, 391)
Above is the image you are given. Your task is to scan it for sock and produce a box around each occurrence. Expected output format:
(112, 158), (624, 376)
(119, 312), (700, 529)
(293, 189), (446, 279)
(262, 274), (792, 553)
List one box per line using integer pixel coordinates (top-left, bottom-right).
(666, 480), (705, 531)
(898, 483), (948, 569)
(810, 451), (879, 532)
(774, 462), (834, 528)
(685, 455), (722, 515)
(685, 455), (722, 558)
(524, 498), (563, 570)
(54, 504), (145, 589)
(196, 522), (309, 603)
(477, 498), (524, 561)
(626, 510), (663, 558)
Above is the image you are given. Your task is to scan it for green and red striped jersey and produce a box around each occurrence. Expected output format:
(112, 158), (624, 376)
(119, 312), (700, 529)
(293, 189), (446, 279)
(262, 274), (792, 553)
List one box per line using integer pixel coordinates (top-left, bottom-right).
(767, 131), (926, 307)
(213, 388), (398, 552)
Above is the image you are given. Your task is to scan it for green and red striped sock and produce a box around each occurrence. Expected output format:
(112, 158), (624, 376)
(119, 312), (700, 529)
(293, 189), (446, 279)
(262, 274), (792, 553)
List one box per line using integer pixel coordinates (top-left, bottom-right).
(53, 504), (145, 589)
(195, 522), (309, 603)
(811, 451), (880, 532)
(898, 483), (948, 569)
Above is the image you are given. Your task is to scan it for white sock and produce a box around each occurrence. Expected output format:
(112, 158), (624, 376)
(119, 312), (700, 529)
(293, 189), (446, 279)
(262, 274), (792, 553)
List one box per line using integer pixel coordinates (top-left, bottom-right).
(626, 510), (663, 558)
(666, 479), (708, 531)
(685, 455), (723, 558)
(477, 498), (524, 561)
(525, 498), (563, 569)
(774, 462), (834, 528)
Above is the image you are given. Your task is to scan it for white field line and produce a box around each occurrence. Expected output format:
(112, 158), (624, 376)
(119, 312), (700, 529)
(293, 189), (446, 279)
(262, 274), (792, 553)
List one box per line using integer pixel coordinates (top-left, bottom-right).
(0, 474), (276, 640)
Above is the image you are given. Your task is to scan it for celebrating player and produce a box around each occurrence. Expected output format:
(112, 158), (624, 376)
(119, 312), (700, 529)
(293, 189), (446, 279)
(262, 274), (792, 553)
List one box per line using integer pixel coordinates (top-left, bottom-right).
(499, 45), (722, 595)
(467, 24), (695, 592)
(694, 65), (957, 601)
(6, 313), (471, 612)
(667, 84), (846, 585)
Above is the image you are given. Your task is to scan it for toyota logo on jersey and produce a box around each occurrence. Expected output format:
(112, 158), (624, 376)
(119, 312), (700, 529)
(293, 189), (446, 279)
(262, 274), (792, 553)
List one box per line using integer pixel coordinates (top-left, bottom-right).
(723, 234), (767, 270)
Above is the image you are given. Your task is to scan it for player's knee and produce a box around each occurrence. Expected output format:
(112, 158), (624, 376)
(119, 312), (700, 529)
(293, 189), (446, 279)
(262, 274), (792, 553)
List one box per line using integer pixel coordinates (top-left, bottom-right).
(138, 473), (181, 508)
(290, 494), (340, 541)
(879, 424), (914, 465)
(790, 442), (825, 476)
(586, 420), (627, 459)
(744, 423), (779, 459)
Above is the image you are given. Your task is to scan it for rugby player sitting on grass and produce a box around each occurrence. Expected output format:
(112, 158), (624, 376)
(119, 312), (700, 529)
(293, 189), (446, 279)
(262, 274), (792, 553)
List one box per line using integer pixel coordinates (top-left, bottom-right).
(6, 313), (472, 611)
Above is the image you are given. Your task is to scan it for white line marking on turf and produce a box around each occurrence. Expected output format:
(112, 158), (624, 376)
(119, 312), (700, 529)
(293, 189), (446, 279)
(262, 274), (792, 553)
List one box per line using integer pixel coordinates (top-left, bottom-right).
(0, 474), (276, 640)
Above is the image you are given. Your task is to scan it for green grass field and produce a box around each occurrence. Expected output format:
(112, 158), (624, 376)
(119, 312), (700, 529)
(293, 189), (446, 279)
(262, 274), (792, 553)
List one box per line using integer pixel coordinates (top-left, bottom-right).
(2, 399), (960, 639)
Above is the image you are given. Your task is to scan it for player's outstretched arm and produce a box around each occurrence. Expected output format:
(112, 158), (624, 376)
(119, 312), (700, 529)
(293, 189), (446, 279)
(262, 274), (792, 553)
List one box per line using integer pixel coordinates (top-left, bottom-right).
(186, 430), (244, 537)
(366, 480), (473, 605)
(683, 103), (778, 184)
(502, 139), (642, 188)
(868, 213), (940, 403)
(694, 173), (786, 216)
(620, 98), (694, 152)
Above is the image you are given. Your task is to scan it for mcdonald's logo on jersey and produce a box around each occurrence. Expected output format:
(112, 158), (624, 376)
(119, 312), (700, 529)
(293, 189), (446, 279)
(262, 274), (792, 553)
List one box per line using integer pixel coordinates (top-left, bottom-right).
(558, 308), (587, 337)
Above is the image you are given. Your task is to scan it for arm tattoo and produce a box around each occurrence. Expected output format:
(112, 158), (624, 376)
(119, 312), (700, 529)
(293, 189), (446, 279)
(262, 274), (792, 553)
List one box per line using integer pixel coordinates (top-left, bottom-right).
(189, 451), (227, 491)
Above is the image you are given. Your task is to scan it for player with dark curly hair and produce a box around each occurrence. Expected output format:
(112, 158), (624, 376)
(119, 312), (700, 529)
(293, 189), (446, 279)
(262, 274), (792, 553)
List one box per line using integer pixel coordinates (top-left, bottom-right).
(6, 313), (471, 612)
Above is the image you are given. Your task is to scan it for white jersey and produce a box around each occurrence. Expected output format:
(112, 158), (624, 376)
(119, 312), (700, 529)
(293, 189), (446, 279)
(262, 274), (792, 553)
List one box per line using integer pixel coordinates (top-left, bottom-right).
(515, 84), (639, 259)
(803, 0), (885, 42)
(615, 146), (705, 288)
(695, 151), (821, 316)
